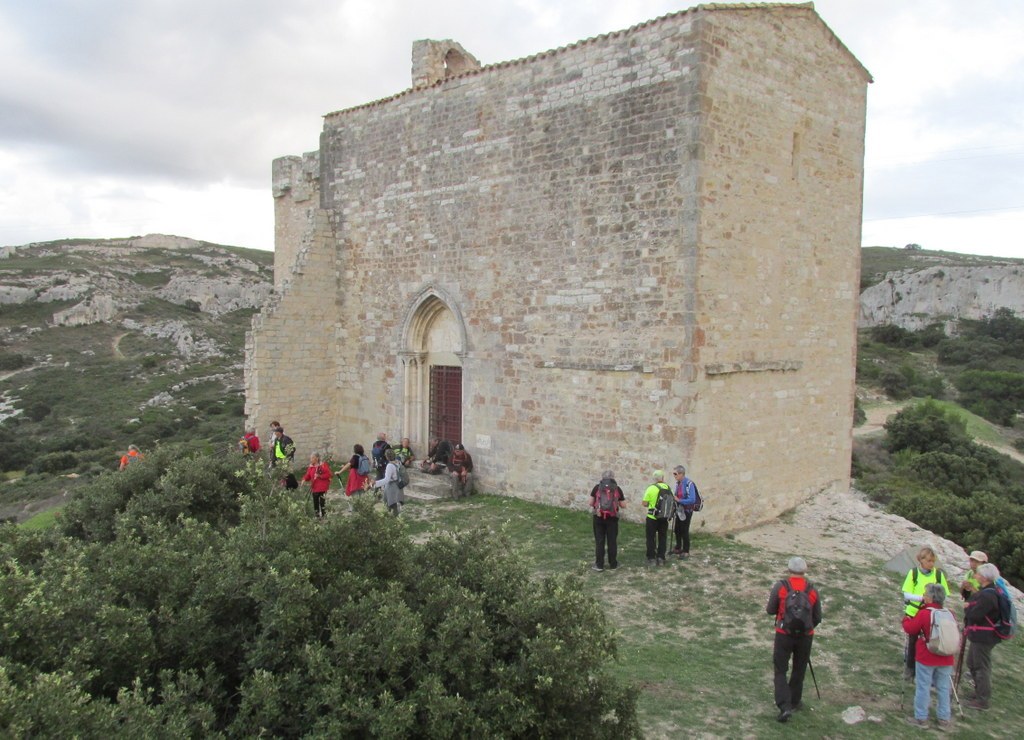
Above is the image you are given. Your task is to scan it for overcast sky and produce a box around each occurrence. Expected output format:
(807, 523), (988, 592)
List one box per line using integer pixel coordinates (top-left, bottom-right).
(1, 0), (1022, 258)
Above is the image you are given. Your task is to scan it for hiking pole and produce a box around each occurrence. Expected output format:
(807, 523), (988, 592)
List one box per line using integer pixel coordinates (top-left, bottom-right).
(950, 671), (965, 719)
(953, 627), (967, 689)
(807, 655), (821, 700)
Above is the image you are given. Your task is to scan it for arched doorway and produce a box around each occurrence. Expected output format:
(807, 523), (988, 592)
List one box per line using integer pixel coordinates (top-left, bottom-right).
(400, 288), (468, 447)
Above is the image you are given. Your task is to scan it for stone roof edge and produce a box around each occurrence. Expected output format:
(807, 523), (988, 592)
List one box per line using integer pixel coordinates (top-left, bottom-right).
(323, 2), (870, 121)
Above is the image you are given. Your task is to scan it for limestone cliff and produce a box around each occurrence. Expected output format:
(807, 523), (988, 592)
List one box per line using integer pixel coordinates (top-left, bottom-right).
(859, 263), (1024, 331)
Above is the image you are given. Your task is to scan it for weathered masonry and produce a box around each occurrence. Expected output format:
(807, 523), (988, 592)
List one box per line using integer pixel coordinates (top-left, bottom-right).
(246, 2), (870, 530)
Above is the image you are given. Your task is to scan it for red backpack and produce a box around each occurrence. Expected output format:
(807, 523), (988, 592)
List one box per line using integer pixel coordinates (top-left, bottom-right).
(594, 480), (620, 518)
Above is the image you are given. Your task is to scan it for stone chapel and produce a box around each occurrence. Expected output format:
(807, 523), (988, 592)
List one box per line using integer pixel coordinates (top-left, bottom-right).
(245, 2), (871, 530)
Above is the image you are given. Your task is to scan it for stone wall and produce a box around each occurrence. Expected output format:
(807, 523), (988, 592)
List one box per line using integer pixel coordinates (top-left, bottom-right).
(247, 4), (869, 529)
(692, 7), (868, 529)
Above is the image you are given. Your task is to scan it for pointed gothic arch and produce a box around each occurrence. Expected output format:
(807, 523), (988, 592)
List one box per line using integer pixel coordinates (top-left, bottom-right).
(398, 287), (468, 447)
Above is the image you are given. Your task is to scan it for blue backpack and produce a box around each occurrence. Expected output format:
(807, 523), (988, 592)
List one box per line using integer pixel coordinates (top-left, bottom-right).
(356, 455), (371, 476)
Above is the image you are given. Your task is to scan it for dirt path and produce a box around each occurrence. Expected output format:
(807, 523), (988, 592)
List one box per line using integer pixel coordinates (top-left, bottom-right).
(111, 332), (127, 359)
(853, 400), (907, 437)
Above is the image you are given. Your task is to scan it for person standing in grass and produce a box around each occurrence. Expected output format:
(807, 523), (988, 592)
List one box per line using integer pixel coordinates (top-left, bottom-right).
(670, 465), (698, 559)
(902, 583), (956, 729)
(901, 546), (950, 680)
(589, 470), (625, 572)
(766, 556), (822, 723)
(960, 550), (987, 601)
(641, 470), (671, 566)
(964, 563), (1004, 711)
(301, 452), (332, 519)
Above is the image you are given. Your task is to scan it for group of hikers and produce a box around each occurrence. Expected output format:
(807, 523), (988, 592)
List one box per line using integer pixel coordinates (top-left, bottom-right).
(236, 424), (473, 518)
(767, 545), (1016, 729)
(587, 463), (1016, 727)
(588, 467), (702, 571)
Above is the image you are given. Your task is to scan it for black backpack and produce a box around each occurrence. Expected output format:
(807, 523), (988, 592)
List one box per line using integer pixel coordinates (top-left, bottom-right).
(781, 579), (815, 635)
(654, 483), (675, 520)
(395, 463), (409, 489)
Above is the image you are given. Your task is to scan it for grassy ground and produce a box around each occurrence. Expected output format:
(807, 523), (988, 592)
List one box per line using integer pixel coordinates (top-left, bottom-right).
(389, 494), (1024, 738)
(21, 482), (1023, 736)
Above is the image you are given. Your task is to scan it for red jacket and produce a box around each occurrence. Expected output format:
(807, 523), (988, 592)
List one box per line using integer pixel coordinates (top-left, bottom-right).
(902, 602), (956, 666)
(302, 462), (332, 493)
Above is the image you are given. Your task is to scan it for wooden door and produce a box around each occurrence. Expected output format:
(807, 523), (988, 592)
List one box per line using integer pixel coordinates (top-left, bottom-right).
(429, 365), (462, 444)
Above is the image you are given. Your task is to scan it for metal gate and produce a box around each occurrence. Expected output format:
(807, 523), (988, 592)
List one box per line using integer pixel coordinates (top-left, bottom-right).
(429, 365), (462, 444)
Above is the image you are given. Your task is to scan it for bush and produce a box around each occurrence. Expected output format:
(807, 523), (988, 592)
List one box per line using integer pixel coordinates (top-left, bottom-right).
(954, 370), (1024, 426)
(0, 353), (29, 371)
(25, 451), (79, 475)
(3, 453), (638, 736)
(883, 399), (970, 454)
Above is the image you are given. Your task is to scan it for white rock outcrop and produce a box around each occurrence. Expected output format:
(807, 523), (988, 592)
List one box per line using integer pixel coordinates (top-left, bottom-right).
(860, 265), (1024, 330)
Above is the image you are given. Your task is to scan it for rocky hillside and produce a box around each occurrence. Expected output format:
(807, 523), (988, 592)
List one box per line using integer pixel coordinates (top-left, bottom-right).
(0, 235), (273, 521)
(859, 247), (1024, 330)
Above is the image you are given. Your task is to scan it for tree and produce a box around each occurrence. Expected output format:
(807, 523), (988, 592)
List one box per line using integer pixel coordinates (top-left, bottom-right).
(1, 453), (640, 736)
(883, 399), (970, 454)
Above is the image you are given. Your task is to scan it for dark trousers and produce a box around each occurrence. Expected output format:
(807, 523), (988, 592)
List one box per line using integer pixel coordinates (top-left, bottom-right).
(905, 633), (918, 675)
(674, 510), (693, 552)
(311, 492), (326, 518)
(593, 515), (619, 568)
(645, 517), (668, 560)
(773, 632), (813, 710)
(967, 639), (995, 704)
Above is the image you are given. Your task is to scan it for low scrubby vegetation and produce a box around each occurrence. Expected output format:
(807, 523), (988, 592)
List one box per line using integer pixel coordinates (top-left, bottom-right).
(0, 450), (637, 737)
(854, 400), (1024, 588)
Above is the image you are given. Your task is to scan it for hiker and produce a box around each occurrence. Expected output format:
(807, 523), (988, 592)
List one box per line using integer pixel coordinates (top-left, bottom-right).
(271, 427), (297, 488)
(394, 437), (415, 467)
(239, 428), (260, 455)
(119, 444), (142, 470)
(641, 470), (672, 566)
(671, 465), (698, 559)
(902, 583), (957, 729)
(450, 443), (473, 495)
(301, 452), (332, 519)
(335, 443), (371, 497)
(371, 432), (391, 480)
(963, 562), (1003, 711)
(960, 550), (987, 600)
(372, 448), (403, 516)
(589, 470), (626, 572)
(765, 556), (822, 723)
(900, 546), (950, 680)
(420, 438), (453, 474)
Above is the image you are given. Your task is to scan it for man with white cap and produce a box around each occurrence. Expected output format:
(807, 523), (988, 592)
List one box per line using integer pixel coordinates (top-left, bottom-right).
(766, 556), (823, 723)
(960, 550), (988, 601)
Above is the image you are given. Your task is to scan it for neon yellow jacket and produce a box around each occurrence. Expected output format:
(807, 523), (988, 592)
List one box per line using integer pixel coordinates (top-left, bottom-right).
(901, 567), (950, 617)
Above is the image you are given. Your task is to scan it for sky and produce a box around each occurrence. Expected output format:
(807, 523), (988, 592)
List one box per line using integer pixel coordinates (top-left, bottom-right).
(1, 0), (1022, 258)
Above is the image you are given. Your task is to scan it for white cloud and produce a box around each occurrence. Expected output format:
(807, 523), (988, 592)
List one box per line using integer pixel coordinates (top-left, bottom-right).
(0, 0), (1021, 259)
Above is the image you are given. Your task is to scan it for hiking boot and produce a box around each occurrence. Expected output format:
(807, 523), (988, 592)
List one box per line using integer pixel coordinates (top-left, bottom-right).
(905, 717), (928, 727)
(656, 557), (666, 566)
(608, 563), (619, 570)
(777, 707), (793, 723)
(680, 552), (690, 560)
(646, 558), (656, 567)
(591, 564), (604, 572)
(965, 699), (989, 711)
(937, 719), (954, 732)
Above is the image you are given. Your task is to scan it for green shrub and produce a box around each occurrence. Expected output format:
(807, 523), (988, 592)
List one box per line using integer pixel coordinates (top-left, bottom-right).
(883, 399), (970, 454)
(954, 369), (1024, 426)
(0, 353), (29, 370)
(25, 451), (79, 475)
(1, 453), (639, 737)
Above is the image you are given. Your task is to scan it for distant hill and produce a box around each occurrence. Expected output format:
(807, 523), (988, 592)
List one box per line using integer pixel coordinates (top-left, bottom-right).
(0, 235), (273, 522)
(860, 247), (1024, 330)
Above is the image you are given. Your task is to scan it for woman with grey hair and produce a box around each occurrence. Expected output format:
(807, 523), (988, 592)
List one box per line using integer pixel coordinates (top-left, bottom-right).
(902, 582), (957, 728)
(372, 448), (404, 516)
(671, 465), (699, 559)
(964, 562), (1004, 710)
(589, 469), (625, 572)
